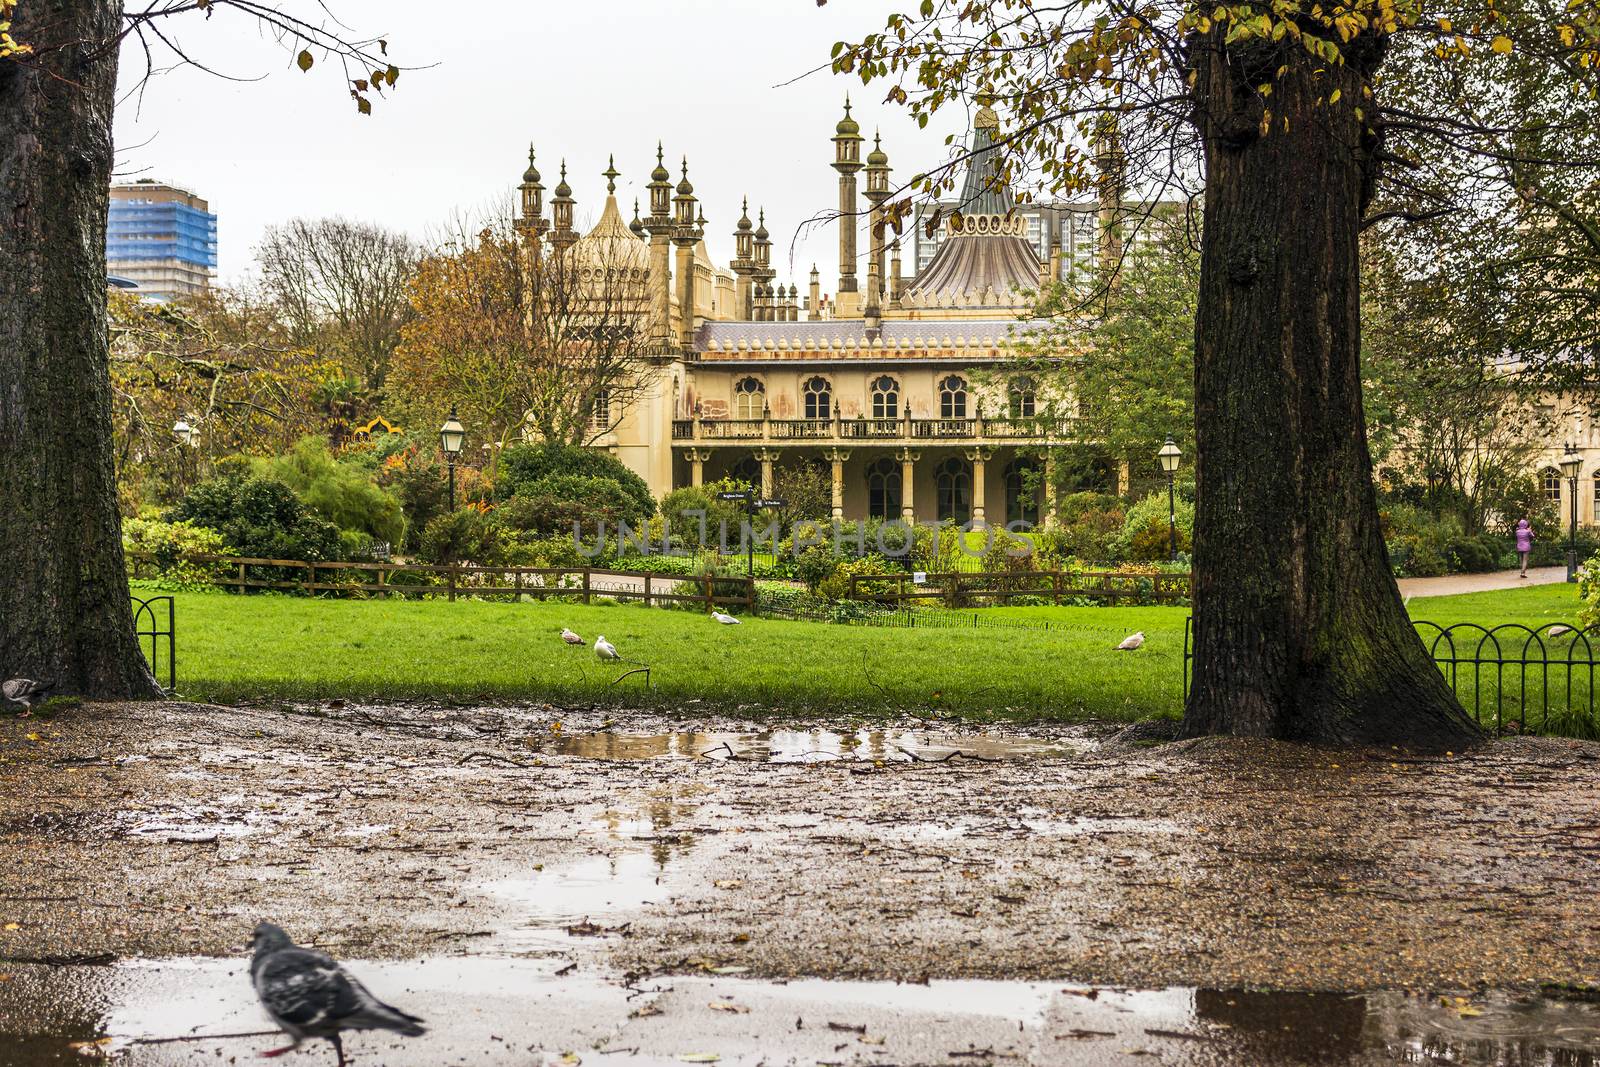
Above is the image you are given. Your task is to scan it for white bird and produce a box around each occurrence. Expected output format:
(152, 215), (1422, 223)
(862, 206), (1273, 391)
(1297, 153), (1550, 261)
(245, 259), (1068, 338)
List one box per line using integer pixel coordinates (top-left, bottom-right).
(249, 922), (424, 1065)
(560, 628), (584, 645)
(710, 611), (741, 625)
(1549, 624), (1574, 637)
(1114, 632), (1145, 651)
(593, 636), (620, 660)
(3, 678), (54, 709)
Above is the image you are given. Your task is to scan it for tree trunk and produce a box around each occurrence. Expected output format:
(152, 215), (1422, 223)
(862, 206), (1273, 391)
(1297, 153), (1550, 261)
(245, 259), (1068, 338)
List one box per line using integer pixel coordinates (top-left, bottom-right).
(0, 1), (164, 699)
(1183, 35), (1479, 749)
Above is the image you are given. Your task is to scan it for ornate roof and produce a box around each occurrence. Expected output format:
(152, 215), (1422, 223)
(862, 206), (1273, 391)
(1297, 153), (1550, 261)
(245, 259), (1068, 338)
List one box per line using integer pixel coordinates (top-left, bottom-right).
(694, 319), (1048, 359)
(575, 194), (649, 270)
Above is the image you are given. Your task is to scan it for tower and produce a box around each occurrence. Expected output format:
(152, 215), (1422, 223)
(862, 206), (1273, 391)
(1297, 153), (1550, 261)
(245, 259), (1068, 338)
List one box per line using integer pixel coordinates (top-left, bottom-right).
(731, 198), (757, 320)
(671, 157), (703, 348)
(549, 160), (577, 251)
(808, 265), (821, 321)
(643, 144), (676, 354)
(515, 145), (548, 246)
(863, 131), (891, 328)
(831, 96), (863, 317)
(752, 209), (774, 321)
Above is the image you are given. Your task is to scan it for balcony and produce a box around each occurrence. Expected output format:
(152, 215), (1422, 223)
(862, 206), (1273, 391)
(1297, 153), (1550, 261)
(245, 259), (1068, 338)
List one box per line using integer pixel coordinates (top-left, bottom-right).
(671, 414), (1079, 446)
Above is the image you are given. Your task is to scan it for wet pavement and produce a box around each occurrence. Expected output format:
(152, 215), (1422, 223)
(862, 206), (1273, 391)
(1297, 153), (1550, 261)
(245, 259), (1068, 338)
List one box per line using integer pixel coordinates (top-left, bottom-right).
(5, 701), (1600, 1063)
(4, 956), (1600, 1064)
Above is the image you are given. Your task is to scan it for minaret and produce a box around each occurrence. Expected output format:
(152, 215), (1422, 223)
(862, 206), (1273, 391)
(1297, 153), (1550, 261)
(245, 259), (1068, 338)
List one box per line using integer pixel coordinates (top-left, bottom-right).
(808, 265), (821, 321)
(1093, 114), (1127, 281)
(888, 239), (903, 309)
(549, 160), (577, 251)
(831, 97), (863, 317)
(753, 209), (774, 321)
(731, 198), (756, 320)
(629, 198), (645, 239)
(862, 131), (891, 328)
(643, 144), (676, 354)
(515, 145), (548, 246)
(671, 157), (703, 349)
(787, 283), (800, 322)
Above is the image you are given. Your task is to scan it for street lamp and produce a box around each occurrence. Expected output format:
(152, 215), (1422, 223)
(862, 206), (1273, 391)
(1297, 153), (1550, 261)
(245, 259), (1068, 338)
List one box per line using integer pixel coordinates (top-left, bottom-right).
(1561, 442), (1583, 582)
(439, 407), (466, 510)
(1157, 436), (1182, 562)
(172, 419), (197, 447)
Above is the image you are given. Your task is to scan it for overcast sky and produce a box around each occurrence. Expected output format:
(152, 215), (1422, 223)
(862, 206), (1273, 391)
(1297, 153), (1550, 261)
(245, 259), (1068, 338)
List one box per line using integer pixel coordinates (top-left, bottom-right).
(112, 0), (975, 288)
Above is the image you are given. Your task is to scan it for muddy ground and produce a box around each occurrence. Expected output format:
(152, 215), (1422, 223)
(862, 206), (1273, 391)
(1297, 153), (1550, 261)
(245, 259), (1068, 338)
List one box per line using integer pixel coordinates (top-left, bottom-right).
(2, 699), (1598, 998)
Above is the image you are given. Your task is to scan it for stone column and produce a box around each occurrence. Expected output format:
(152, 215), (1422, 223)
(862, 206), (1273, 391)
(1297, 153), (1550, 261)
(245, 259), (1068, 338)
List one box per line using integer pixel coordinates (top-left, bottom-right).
(686, 448), (711, 488)
(754, 447), (780, 499)
(1042, 449), (1058, 530)
(649, 233), (673, 352)
(896, 447), (920, 523)
(675, 242), (696, 348)
(966, 447), (995, 528)
(823, 448), (851, 520)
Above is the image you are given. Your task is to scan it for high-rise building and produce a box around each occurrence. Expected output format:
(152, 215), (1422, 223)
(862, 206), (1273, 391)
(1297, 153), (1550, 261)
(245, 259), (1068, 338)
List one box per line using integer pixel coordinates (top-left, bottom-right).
(106, 180), (217, 301)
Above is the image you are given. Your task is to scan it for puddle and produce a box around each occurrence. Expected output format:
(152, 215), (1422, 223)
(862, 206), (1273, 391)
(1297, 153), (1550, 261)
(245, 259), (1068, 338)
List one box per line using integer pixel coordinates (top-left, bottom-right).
(484, 851), (677, 951)
(2, 957), (1599, 1065)
(549, 727), (1090, 763)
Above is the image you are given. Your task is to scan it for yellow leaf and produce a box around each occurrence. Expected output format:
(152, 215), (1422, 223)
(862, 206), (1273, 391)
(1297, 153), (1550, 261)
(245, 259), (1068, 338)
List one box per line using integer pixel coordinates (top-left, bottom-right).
(296, 48), (313, 72)
(1491, 35), (1513, 53)
(2, 923), (19, 931)
(1458, 1006), (1484, 1017)
(1438, 16), (1452, 30)
(1329, 88), (1342, 103)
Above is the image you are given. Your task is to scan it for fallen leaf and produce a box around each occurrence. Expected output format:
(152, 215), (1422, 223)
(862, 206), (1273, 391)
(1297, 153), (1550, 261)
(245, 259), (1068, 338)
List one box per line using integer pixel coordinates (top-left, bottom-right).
(708, 965), (749, 975)
(677, 1056), (721, 1064)
(708, 1000), (749, 1014)
(2, 923), (19, 931)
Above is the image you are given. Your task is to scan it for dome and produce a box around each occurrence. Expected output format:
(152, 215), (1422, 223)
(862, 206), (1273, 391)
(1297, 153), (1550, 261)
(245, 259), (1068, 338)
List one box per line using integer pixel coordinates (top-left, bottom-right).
(553, 161), (571, 198)
(754, 210), (769, 241)
(650, 143), (670, 183)
(521, 146), (540, 185)
(576, 195), (650, 270)
(676, 158), (694, 196)
(866, 133), (888, 167)
(736, 198), (752, 232)
(835, 98), (860, 137)
(629, 199), (645, 237)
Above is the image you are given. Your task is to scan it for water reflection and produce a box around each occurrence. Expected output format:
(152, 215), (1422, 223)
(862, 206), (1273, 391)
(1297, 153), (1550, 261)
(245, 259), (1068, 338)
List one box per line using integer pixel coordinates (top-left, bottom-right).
(548, 727), (1086, 762)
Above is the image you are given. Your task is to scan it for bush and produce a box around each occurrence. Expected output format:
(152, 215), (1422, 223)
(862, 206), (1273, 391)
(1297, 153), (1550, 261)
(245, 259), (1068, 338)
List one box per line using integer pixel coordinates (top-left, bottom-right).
(496, 474), (649, 539)
(817, 554), (901, 601)
(122, 517), (230, 589)
(418, 508), (504, 566)
(169, 474), (343, 563)
(1115, 491), (1194, 561)
(1041, 492), (1126, 563)
(668, 561), (752, 614)
(497, 443), (654, 517)
(376, 443), (450, 553)
(260, 437), (406, 545)
(659, 479), (755, 550)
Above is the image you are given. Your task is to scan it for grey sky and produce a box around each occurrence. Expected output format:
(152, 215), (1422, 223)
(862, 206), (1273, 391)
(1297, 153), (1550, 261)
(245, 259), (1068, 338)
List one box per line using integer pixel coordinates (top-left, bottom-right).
(112, 0), (973, 288)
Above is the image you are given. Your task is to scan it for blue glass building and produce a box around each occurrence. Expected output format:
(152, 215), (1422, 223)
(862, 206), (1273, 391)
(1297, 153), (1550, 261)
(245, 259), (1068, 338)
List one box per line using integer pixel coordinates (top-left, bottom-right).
(106, 181), (217, 301)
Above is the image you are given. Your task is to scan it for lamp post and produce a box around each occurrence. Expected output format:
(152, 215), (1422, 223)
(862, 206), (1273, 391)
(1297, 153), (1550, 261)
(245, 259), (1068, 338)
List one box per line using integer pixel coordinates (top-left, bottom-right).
(172, 418), (199, 488)
(1561, 442), (1583, 582)
(439, 407), (466, 510)
(1157, 436), (1182, 562)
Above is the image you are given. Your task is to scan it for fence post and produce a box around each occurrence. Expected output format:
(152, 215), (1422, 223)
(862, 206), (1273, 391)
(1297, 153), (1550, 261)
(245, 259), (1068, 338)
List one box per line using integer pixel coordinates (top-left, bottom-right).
(304, 562), (314, 595)
(448, 566), (457, 603)
(583, 568), (592, 605)
(377, 567), (388, 600)
(703, 573), (713, 613)
(644, 573), (653, 608)
(747, 575), (757, 615)
(1053, 572), (1062, 605)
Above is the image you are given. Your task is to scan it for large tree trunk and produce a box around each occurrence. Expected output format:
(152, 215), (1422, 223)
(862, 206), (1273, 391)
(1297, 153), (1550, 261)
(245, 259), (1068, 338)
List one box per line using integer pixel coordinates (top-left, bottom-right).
(1183, 35), (1479, 749)
(0, 1), (163, 699)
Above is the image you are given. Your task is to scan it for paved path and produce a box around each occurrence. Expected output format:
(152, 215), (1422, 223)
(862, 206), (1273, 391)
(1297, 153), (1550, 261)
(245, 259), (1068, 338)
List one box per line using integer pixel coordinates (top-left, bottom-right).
(1398, 565), (1569, 599)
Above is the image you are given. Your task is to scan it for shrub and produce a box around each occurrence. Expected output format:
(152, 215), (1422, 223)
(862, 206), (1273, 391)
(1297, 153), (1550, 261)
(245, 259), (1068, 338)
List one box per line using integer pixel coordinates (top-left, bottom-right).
(794, 543), (845, 593)
(169, 474), (343, 563)
(1116, 492), (1194, 562)
(260, 437), (406, 545)
(1042, 492), (1126, 562)
(122, 517), (230, 589)
(659, 479), (754, 550)
(496, 474), (648, 538)
(817, 555), (900, 601)
(418, 508), (504, 566)
(376, 444), (450, 553)
(668, 561), (752, 614)
(497, 443), (654, 517)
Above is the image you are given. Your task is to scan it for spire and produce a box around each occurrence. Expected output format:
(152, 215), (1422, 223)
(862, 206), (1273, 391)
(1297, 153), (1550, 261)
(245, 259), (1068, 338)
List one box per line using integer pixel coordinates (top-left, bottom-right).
(737, 197), (752, 232)
(650, 141), (670, 183)
(603, 154), (619, 195)
(677, 156), (694, 195)
(554, 159), (571, 198)
(958, 105), (1013, 215)
(522, 143), (540, 184)
(630, 198), (645, 237)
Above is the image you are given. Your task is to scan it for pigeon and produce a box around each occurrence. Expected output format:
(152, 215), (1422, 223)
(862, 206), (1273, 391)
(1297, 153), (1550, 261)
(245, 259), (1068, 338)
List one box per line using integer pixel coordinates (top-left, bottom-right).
(2, 678), (54, 709)
(560, 628), (584, 645)
(593, 635), (620, 660)
(249, 922), (425, 1065)
(1549, 624), (1574, 637)
(1114, 632), (1145, 651)
(710, 611), (741, 625)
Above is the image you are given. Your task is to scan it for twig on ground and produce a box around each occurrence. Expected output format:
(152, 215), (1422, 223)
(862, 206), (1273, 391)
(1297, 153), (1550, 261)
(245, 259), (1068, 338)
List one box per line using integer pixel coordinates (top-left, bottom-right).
(894, 745), (1001, 764)
(456, 751), (542, 769)
(131, 1031), (281, 1047)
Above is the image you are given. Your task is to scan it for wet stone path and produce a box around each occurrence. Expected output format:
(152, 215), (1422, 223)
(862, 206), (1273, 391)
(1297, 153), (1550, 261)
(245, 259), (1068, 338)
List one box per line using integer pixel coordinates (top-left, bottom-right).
(2, 701), (1600, 1064)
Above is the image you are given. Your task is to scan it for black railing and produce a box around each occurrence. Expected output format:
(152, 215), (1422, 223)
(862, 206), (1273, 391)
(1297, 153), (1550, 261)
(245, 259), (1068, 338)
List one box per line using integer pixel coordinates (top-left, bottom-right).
(131, 594), (175, 693)
(1183, 618), (1600, 736)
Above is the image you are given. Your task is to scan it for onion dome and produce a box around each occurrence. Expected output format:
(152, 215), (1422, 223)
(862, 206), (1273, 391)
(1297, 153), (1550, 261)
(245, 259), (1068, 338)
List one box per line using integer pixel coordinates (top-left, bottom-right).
(650, 143), (671, 183)
(754, 208), (769, 242)
(866, 132), (888, 167)
(629, 199), (645, 237)
(736, 197), (752, 233)
(522, 145), (540, 184)
(836, 96), (860, 137)
(676, 157), (694, 196)
(554, 160), (572, 199)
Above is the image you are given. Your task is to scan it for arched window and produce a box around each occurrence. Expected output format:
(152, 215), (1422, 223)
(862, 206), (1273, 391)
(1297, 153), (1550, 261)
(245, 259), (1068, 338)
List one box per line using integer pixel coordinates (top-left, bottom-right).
(803, 376), (832, 420)
(1008, 376), (1036, 419)
(1005, 459), (1040, 525)
(1593, 471), (1600, 516)
(731, 455), (761, 488)
(591, 386), (612, 430)
(1543, 468), (1563, 503)
(935, 456), (973, 524)
(939, 375), (968, 419)
(866, 457), (902, 519)
(870, 375), (899, 420)
(734, 377), (765, 420)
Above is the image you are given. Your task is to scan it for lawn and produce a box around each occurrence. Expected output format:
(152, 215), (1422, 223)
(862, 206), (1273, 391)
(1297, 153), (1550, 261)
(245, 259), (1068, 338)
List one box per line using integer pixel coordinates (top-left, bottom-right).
(131, 580), (1588, 724)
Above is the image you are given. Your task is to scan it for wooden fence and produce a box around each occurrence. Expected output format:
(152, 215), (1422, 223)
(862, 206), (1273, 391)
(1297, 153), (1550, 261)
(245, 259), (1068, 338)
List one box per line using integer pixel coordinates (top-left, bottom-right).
(127, 551), (756, 612)
(847, 569), (1191, 606)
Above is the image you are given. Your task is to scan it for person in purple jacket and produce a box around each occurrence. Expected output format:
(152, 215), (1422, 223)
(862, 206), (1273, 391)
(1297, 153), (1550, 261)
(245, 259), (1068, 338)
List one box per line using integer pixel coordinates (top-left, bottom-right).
(1516, 518), (1535, 578)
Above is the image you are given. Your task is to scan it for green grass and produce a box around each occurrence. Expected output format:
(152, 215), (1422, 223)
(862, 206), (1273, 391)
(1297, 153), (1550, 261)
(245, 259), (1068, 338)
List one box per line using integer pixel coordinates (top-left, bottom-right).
(133, 579), (1590, 724)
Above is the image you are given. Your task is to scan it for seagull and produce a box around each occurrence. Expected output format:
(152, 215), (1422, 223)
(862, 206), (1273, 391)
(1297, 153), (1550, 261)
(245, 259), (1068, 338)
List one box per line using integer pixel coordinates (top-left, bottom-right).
(710, 611), (741, 625)
(560, 628), (584, 645)
(2, 678), (54, 709)
(1114, 632), (1145, 651)
(1549, 624), (1574, 637)
(594, 635), (620, 660)
(250, 922), (425, 1065)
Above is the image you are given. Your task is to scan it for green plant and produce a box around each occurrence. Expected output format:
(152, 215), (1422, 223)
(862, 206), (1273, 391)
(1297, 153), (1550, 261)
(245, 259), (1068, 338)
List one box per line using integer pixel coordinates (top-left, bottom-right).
(497, 443), (654, 517)
(817, 555), (900, 601)
(122, 517), (230, 589)
(1115, 492), (1194, 562)
(496, 474), (648, 538)
(260, 436), (406, 545)
(419, 508), (504, 566)
(169, 474), (343, 563)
